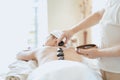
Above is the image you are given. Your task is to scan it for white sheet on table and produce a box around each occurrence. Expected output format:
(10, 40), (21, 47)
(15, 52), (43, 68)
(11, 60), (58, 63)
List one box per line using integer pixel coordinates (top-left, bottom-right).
(27, 60), (102, 80)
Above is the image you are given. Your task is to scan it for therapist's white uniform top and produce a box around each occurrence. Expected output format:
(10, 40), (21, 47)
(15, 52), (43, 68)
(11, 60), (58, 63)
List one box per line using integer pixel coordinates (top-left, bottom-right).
(98, 0), (120, 73)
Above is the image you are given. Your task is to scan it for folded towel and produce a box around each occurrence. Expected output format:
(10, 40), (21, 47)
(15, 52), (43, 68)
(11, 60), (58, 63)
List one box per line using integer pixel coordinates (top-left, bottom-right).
(6, 74), (27, 80)
(0, 74), (6, 80)
(8, 60), (37, 74)
(5, 60), (37, 80)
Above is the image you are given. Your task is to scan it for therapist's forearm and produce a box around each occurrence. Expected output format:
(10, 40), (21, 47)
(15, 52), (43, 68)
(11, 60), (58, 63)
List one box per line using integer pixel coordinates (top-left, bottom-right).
(99, 45), (120, 57)
(71, 11), (103, 34)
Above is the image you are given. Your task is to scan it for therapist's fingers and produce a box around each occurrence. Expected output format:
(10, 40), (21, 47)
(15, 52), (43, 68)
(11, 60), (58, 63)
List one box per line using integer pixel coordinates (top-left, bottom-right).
(76, 49), (89, 56)
(64, 35), (70, 44)
(57, 33), (66, 44)
(80, 49), (88, 54)
(76, 48), (99, 59)
(82, 50), (89, 56)
(76, 49), (92, 58)
(57, 31), (71, 44)
(76, 48), (84, 54)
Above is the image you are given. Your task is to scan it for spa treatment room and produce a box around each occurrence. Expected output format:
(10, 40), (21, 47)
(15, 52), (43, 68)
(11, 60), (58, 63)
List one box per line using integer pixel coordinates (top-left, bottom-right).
(1, 0), (120, 80)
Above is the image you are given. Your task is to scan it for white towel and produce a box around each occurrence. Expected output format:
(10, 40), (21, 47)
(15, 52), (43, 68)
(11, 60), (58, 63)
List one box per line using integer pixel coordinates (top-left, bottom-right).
(27, 60), (102, 80)
(6, 74), (27, 80)
(50, 30), (63, 39)
(0, 74), (6, 80)
(5, 60), (37, 80)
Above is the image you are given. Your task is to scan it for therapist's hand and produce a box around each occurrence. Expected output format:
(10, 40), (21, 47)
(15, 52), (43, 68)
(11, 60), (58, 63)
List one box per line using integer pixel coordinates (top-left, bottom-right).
(76, 48), (101, 59)
(57, 29), (74, 44)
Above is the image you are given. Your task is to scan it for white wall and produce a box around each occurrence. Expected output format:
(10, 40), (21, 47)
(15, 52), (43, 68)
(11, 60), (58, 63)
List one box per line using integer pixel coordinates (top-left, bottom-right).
(48, 0), (84, 32)
(37, 0), (48, 47)
(0, 0), (34, 74)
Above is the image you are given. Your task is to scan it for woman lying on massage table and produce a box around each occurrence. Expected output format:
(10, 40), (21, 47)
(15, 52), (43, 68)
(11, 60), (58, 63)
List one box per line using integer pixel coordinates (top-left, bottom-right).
(16, 30), (84, 65)
(16, 30), (101, 80)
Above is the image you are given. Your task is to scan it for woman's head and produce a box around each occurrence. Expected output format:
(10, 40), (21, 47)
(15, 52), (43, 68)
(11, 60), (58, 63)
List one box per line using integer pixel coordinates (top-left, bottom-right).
(44, 34), (58, 46)
(44, 30), (63, 46)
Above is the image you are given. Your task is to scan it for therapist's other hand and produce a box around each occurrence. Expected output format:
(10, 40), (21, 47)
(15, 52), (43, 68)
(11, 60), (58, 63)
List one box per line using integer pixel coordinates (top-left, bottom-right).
(57, 29), (74, 44)
(76, 48), (101, 59)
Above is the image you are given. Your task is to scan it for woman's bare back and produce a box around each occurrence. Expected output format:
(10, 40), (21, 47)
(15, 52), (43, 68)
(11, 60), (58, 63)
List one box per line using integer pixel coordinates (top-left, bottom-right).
(35, 46), (83, 66)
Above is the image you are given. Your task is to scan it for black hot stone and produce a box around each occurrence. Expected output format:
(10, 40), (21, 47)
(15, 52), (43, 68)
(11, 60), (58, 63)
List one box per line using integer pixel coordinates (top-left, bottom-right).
(58, 41), (64, 46)
(57, 48), (63, 52)
(57, 52), (64, 57)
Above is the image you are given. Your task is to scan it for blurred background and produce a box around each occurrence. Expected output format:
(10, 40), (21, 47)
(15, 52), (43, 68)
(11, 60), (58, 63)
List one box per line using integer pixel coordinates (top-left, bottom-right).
(0, 0), (105, 74)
